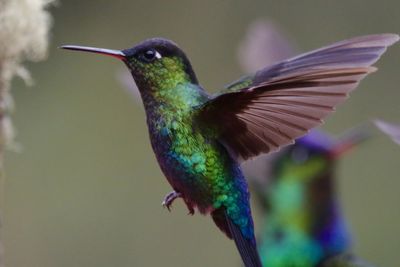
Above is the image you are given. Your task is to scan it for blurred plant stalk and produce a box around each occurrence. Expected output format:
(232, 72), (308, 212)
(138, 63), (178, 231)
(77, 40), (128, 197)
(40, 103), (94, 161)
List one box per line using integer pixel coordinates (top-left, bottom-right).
(0, 0), (54, 265)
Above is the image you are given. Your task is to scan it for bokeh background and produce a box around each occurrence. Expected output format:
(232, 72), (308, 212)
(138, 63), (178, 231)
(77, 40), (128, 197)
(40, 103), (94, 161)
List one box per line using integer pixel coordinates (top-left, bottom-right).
(4, 1), (400, 266)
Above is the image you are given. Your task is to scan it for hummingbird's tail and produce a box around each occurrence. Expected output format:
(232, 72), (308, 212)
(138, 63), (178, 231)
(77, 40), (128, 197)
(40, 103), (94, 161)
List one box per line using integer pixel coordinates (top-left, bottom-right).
(212, 208), (263, 267)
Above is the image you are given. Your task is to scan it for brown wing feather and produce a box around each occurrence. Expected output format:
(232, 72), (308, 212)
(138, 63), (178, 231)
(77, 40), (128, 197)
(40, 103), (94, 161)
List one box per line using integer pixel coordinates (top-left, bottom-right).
(197, 34), (398, 161)
(198, 68), (374, 161)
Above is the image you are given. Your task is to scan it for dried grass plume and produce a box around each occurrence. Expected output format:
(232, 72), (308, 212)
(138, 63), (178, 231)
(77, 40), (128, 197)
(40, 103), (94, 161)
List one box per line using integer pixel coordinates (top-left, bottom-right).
(0, 0), (55, 265)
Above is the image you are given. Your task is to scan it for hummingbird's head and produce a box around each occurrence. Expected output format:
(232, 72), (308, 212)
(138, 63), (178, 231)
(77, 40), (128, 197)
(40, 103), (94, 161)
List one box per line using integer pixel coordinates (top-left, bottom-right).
(122, 38), (198, 89)
(61, 38), (198, 93)
(274, 138), (332, 183)
(273, 128), (369, 181)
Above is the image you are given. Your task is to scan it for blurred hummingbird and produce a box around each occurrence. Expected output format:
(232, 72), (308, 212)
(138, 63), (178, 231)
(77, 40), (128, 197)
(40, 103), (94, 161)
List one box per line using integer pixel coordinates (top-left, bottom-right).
(253, 129), (374, 267)
(61, 33), (398, 267)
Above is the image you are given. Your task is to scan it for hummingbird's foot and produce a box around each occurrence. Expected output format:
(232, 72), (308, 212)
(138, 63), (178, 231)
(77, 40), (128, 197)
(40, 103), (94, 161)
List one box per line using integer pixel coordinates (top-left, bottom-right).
(187, 206), (195, 216)
(183, 199), (195, 216)
(162, 191), (182, 211)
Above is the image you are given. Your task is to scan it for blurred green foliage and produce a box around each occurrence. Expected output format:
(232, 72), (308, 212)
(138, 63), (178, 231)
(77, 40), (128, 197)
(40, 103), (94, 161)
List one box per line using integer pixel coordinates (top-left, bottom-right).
(4, 1), (400, 266)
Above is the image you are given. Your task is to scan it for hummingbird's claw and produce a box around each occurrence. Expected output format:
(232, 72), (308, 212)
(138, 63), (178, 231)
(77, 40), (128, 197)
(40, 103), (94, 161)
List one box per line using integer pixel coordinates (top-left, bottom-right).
(187, 206), (195, 216)
(162, 191), (195, 215)
(162, 191), (182, 211)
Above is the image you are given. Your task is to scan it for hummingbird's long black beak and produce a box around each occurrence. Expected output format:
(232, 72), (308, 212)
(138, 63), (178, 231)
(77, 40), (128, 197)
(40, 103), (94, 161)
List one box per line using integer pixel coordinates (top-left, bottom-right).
(60, 45), (126, 60)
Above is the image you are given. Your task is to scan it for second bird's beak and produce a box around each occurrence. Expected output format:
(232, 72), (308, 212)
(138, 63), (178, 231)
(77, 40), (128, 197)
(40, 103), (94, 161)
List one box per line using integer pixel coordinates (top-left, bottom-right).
(60, 45), (126, 60)
(329, 127), (371, 159)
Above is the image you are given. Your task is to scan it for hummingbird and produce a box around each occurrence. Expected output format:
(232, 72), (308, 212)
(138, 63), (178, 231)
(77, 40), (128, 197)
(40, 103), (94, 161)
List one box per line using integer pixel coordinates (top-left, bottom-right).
(61, 34), (398, 267)
(252, 129), (374, 267)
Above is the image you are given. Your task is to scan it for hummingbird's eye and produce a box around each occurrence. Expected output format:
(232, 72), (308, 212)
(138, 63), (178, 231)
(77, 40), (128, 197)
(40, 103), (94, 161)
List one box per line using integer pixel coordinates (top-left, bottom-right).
(140, 49), (162, 62)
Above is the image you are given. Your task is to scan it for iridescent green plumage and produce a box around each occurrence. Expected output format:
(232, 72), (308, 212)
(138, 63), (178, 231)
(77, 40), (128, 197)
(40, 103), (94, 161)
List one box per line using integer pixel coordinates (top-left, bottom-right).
(127, 53), (254, 235)
(62, 34), (398, 267)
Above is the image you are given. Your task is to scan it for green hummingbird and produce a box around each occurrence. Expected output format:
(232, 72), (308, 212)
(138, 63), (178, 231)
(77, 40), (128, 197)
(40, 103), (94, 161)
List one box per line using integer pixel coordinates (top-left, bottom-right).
(251, 129), (374, 267)
(61, 33), (398, 267)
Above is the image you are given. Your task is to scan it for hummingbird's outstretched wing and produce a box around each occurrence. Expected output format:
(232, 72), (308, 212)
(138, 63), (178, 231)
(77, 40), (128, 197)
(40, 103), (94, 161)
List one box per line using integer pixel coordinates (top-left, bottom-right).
(195, 34), (399, 161)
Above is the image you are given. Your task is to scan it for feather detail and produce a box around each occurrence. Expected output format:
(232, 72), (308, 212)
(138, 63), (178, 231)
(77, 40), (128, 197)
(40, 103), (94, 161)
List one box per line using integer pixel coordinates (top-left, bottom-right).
(196, 34), (398, 161)
(211, 209), (262, 267)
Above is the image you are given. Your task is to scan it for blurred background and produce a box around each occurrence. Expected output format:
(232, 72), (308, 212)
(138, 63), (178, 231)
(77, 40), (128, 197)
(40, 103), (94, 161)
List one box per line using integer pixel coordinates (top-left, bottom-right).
(4, 1), (400, 266)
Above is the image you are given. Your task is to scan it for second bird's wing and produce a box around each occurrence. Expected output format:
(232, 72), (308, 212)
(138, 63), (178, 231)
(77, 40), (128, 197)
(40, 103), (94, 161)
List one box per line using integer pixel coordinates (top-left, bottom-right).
(195, 34), (399, 162)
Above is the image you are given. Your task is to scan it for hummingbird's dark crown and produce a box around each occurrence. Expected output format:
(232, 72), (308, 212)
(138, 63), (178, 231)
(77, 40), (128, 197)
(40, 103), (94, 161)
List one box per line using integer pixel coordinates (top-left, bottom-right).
(122, 38), (199, 84)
